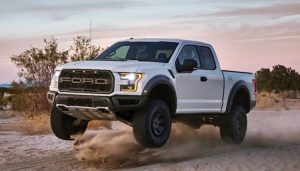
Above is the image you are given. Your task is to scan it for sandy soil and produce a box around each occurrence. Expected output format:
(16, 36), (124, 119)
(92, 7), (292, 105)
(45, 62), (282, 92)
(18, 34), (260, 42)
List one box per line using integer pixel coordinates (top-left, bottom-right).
(0, 109), (300, 171)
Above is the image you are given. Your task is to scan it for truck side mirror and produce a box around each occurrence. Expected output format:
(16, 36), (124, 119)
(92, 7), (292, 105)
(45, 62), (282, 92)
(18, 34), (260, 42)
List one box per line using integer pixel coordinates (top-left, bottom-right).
(177, 59), (197, 72)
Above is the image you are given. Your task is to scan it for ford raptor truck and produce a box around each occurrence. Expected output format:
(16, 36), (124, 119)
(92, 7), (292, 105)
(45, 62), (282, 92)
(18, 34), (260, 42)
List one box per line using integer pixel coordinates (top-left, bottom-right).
(48, 38), (256, 147)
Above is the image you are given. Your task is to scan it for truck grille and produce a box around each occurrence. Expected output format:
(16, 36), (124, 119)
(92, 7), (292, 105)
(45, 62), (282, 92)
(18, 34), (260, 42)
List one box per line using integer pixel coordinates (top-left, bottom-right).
(58, 69), (114, 94)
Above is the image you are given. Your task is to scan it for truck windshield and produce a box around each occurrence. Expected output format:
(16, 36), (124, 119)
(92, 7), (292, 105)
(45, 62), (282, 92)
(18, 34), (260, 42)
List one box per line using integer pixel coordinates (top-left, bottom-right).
(94, 41), (178, 63)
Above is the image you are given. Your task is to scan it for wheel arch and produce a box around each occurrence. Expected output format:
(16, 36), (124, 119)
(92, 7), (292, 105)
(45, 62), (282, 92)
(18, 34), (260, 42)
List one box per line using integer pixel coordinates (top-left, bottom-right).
(225, 81), (251, 114)
(142, 75), (177, 115)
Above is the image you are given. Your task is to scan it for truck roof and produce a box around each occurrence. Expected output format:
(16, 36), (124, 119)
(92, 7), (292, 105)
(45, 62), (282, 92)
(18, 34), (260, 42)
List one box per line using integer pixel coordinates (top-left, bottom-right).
(121, 38), (211, 46)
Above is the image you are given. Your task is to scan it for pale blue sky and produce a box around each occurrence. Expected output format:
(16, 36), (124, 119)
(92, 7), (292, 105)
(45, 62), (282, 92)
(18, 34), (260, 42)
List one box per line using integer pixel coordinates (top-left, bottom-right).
(0, 0), (299, 83)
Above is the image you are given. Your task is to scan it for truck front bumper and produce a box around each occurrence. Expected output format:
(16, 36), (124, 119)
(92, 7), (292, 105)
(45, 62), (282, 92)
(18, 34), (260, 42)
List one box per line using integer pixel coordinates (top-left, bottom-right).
(47, 91), (147, 120)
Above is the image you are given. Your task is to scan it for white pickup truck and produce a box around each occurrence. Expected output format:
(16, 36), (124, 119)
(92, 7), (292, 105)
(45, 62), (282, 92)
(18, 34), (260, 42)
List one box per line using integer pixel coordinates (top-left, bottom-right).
(48, 38), (256, 147)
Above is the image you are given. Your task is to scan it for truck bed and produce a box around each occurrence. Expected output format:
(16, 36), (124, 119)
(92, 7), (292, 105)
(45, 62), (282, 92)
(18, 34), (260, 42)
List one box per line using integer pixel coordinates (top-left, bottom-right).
(221, 70), (255, 113)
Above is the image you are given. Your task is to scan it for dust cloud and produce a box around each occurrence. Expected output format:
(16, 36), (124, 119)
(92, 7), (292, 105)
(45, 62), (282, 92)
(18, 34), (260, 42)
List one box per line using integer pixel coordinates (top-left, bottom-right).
(73, 123), (231, 168)
(73, 110), (300, 168)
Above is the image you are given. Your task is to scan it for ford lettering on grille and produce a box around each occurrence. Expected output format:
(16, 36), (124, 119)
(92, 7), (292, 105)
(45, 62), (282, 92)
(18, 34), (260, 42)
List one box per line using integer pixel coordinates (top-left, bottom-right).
(58, 70), (114, 94)
(59, 77), (108, 85)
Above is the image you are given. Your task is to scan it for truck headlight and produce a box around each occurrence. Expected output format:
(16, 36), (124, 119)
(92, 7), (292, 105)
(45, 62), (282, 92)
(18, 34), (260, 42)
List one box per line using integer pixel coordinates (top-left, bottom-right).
(119, 73), (142, 92)
(50, 70), (61, 89)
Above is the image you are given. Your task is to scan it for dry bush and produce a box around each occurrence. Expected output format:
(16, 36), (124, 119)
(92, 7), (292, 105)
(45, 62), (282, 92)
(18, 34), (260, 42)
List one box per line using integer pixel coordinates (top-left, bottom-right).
(9, 86), (50, 117)
(256, 92), (284, 109)
(256, 91), (300, 109)
(88, 120), (112, 130)
(281, 91), (298, 99)
(13, 111), (52, 135)
(13, 112), (113, 135)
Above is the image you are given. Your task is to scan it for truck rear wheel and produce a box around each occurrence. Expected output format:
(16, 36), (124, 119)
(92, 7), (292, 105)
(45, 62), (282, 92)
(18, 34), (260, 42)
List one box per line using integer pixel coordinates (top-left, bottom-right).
(132, 99), (171, 147)
(51, 106), (88, 140)
(220, 105), (247, 144)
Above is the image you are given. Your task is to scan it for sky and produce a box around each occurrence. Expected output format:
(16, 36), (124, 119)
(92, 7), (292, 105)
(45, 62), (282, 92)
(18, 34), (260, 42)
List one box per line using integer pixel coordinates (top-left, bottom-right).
(0, 0), (299, 83)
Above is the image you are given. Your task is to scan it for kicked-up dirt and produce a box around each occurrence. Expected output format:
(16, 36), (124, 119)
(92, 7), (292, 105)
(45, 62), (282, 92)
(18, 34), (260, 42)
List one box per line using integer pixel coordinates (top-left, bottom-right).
(0, 109), (300, 171)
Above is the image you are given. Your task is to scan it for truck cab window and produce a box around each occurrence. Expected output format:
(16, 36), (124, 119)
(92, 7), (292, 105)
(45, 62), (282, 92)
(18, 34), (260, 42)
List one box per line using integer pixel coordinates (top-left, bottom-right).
(176, 45), (201, 68)
(197, 46), (216, 70)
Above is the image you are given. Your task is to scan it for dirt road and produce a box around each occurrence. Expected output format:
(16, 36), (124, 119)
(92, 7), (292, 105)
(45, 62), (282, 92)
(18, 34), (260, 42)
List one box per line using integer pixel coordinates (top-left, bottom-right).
(0, 110), (299, 171)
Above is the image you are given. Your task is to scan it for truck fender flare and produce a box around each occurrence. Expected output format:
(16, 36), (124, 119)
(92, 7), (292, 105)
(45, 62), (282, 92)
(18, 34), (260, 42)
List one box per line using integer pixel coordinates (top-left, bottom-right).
(225, 80), (250, 114)
(142, 75), (177, 113)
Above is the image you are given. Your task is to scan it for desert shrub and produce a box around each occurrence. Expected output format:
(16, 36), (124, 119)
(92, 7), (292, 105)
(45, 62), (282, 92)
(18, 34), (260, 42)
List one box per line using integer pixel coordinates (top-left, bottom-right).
(70, 36), (103, 61)
(256, 65), (300, 92)
(256, 68), (272, 92)
(10, 36), (103, 87)
(11, 38), (68, 87)
(8, 36), (105, 134)
(9, 82), (49, 117)
(9, 36), (103, 116)
(255, 91), (300, 109)
(0, 93), (3, 110)
(13, 111), (51, 135)
(281, 91), (298, 99)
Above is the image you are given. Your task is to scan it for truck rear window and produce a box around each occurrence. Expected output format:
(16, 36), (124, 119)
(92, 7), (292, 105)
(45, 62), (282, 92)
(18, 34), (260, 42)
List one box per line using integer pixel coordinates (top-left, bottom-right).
(94, 42), (178, 63)
(196, 46), (216, 70)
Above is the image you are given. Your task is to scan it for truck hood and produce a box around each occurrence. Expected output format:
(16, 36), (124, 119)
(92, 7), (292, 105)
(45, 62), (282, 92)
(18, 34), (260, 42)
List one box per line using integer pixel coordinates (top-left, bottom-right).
(61, 61), (166, 73)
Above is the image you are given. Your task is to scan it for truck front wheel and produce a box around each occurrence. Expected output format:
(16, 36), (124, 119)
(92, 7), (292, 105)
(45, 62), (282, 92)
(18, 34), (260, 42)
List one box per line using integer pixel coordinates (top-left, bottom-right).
(132, 99), (172, 147)
(220, 105), (247, 144)
(51, 106), (88, 140)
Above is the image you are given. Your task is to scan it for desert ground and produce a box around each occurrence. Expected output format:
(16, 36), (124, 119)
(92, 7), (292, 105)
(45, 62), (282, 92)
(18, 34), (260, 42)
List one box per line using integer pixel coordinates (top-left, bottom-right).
(0, 97), (300, 171)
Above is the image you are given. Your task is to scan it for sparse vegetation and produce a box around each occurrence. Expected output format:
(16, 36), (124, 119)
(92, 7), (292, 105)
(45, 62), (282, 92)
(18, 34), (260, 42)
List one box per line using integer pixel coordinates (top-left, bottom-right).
(0, 88), (10, 110)
(256, 91), (300, 109)
(70, 36), (104, 61)
(11, 37), (68, 87)
(6, 36), (106, 134)
(8, 81), (49, 117)
(12, 114), (112, 135)
(13, 112), (51, 135)
(0, 92), (4, 110)
(255, 65), (300, 109)
(256, 65), (300, 92)
(9, 36), (103, 117)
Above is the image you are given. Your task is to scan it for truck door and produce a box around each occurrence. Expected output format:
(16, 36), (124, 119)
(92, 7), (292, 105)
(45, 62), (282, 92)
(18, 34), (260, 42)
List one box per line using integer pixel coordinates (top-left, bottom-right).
(175, 44), (223, 113)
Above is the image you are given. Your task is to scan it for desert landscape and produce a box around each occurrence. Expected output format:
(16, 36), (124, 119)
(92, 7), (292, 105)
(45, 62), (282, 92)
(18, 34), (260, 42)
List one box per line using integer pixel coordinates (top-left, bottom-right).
(1, 1), (300, 171)
(0, 94), (299, 171)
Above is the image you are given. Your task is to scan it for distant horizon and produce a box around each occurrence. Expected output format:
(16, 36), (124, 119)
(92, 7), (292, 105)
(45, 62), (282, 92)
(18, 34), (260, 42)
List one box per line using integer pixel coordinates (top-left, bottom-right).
(1, 0), (299, 83)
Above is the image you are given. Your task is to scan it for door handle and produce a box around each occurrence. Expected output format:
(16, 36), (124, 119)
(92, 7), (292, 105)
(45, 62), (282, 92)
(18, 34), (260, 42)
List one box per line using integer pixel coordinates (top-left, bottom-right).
(200, 76), (207, 82)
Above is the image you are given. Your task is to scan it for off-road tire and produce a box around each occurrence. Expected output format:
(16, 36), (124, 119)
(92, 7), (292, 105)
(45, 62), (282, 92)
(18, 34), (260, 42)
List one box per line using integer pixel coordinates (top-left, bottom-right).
(51, 105), (88, 140)
(132, 99), (172, 147)
(220, 105), (247, 144)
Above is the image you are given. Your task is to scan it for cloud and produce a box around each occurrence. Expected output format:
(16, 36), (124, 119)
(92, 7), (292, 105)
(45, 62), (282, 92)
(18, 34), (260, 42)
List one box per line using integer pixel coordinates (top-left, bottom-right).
(0, 0), (143, 11)
(212, 3), (300, 17)
(0, 0), (146, 20)
(237, 22), (300, 43)
(1, 0), (300, 83)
